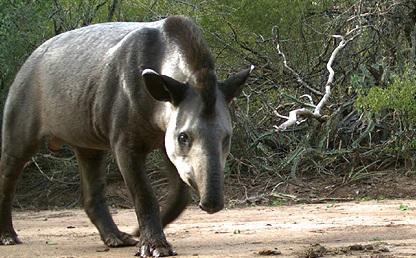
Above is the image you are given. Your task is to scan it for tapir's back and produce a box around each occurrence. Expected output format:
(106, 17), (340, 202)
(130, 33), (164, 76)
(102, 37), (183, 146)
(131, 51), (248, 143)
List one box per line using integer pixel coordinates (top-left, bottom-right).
(4, 20), (167, 148)
(13, 20), (166, 98)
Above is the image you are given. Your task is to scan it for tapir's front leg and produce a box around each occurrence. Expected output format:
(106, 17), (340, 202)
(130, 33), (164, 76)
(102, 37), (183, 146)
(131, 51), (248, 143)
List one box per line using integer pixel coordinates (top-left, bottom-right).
(113, 143), (176, 257)
(132, 149), (190, 237)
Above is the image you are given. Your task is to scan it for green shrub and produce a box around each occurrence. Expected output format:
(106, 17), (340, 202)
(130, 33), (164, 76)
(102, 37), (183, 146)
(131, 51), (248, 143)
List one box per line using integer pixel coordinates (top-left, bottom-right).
(356, 69), (416, 123)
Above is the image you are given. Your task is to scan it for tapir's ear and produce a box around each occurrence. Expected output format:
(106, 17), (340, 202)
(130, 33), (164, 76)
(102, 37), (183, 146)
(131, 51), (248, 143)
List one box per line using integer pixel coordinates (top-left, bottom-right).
(219, 65), (254, 103)
(142, 69), (187, 106)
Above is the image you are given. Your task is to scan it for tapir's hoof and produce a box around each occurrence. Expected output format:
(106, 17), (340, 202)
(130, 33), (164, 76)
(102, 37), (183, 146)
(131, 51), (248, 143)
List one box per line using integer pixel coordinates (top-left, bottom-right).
(135, 238), (176, 257)
(0, 232), (22, 245)
(103, 231), (138, 247)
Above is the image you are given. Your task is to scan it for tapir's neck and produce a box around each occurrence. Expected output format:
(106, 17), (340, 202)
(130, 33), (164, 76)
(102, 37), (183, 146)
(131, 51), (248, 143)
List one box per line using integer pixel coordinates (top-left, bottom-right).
(150, 47), (216, 134)
(160, 44), (191, 83)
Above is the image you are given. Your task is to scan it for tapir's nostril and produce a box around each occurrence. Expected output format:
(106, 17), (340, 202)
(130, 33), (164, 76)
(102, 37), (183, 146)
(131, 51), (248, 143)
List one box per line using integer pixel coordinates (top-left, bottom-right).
(199, 201), (224, 214)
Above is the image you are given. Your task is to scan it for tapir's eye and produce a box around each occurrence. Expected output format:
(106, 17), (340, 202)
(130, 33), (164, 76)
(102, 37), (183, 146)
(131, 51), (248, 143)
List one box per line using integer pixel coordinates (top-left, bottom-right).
(178, 132), (191, 147)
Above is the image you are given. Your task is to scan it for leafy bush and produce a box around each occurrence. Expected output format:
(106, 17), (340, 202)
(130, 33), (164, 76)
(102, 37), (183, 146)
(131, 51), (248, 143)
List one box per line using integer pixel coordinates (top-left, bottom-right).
(356, 68), (416, 124)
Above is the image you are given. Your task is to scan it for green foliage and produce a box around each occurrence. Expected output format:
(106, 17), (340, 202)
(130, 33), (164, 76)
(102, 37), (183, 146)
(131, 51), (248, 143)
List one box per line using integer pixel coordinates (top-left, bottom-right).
(355, 69), (416, 123)
(0, 1), (53, 103)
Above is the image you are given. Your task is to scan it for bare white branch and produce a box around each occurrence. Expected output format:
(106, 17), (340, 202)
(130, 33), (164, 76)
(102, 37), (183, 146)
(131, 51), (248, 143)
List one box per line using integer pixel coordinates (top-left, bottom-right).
(346, 1), (400, 22)
(274, 108), (325, 131)
(275, 29), (361, 131)
(314, 34), (346, 116)
(299, 94), (314, 106)
(273, 110), (289, 120)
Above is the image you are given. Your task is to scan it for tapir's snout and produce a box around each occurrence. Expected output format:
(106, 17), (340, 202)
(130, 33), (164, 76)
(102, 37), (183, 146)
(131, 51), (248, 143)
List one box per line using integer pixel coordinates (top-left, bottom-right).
(198, 179), (224, 214)
(199, 197), (224, 214)
(169, 135), (227, 214)
(189, 177), (224, 214)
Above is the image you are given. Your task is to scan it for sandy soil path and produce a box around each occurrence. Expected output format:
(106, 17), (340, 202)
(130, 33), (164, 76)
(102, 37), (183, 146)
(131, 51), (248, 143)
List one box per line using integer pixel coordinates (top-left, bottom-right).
(2, 200), (416, 257)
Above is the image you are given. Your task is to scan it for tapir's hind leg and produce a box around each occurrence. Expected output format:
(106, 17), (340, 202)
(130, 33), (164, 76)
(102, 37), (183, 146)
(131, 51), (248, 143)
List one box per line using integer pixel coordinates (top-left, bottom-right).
(74, 147), (137, 247)
(0, 154), (26, 245)
(0, 140), (40, 245)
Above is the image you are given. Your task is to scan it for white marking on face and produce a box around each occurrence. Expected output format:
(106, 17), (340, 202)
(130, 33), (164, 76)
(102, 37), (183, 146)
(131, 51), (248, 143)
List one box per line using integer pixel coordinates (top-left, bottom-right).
(163, 97), (233, 189)
(171, 156), (194, 186)
(164, 107), (195, 186)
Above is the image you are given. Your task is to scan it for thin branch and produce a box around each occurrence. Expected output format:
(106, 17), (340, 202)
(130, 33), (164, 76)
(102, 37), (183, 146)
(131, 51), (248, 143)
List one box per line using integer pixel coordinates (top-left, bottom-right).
(314, 34), (345, 116)
(275, 29), (361, 131)
(274, 108), (327, 131)
(272, 26), (324, 96)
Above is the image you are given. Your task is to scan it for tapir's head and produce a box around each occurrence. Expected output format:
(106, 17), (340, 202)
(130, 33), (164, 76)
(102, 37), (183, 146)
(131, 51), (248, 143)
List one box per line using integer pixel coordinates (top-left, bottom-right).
(142, 66), (253, 214)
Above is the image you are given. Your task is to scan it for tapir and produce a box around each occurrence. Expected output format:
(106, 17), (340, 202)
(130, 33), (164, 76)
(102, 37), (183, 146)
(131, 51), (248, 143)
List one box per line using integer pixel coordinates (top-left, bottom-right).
(0, 16), (252, 257)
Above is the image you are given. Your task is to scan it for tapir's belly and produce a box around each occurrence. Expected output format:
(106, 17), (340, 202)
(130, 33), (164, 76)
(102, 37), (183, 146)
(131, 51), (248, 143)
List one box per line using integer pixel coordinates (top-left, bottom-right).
(42, 119), (109, 150)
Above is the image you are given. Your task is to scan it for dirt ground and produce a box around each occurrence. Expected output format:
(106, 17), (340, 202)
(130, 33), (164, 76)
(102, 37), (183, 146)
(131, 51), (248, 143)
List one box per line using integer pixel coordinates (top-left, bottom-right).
(2, 199), (416, 258)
